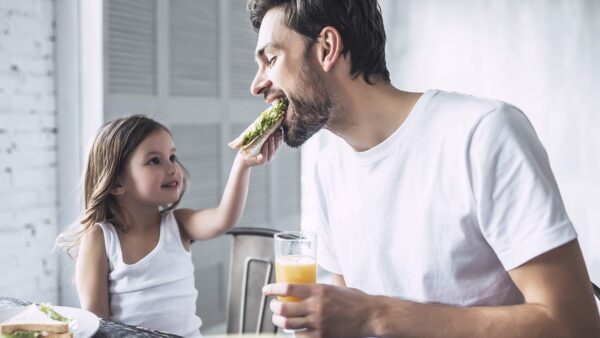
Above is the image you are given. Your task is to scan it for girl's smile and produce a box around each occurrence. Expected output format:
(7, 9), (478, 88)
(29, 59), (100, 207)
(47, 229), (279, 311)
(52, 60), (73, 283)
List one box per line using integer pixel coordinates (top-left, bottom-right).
(161, 180), (180, 189)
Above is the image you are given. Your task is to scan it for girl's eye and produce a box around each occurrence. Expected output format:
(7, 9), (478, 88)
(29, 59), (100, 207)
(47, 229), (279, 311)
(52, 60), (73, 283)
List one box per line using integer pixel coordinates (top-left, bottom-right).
(148, 157), (160, 165)
(267, 56), (277, 67)
(169, 154), (177, 162)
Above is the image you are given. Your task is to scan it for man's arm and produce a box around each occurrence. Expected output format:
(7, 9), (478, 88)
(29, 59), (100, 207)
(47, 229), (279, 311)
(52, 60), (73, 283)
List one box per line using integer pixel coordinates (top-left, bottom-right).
(264, 240), (600, 338)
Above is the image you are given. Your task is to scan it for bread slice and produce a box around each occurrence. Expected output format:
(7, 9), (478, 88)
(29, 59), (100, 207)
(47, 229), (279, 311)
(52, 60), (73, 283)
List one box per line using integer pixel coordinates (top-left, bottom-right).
(240, 116), (283, 159)
(0, 332), (72, 338)
(0, 305), (70, 336)
(42, 333), (72, 338)
(8, 333), (72, 338)
(228, 99), (287, 159)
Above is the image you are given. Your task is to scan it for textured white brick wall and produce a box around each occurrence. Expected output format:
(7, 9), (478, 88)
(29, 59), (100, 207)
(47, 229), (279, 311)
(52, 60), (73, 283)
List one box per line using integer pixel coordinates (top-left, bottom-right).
(0, 0), (57, 303)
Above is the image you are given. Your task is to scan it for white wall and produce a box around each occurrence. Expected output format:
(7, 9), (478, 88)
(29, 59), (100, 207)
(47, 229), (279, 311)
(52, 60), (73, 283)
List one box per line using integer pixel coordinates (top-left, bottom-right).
(378, 0), (600, 281)
(0, 0), (58, 302)
(304, 0), (600, 284)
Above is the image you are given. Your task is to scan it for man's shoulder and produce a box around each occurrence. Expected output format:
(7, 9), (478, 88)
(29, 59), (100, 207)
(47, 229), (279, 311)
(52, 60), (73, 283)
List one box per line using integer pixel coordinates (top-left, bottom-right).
(428, 90), (508, 116)
(424, 89), (525, 131)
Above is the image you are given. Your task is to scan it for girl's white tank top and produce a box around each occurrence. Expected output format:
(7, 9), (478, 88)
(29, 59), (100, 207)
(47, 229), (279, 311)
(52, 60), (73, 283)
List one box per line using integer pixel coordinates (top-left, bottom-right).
(97, 210), (202, 337)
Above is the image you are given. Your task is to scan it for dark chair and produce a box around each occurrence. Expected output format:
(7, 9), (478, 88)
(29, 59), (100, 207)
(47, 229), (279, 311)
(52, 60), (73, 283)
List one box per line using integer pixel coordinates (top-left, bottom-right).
(225, 227), (281, 335)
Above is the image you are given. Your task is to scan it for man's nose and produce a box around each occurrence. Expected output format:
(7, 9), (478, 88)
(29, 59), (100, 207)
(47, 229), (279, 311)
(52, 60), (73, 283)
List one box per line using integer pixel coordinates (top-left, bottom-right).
(250, 67), (271, 97)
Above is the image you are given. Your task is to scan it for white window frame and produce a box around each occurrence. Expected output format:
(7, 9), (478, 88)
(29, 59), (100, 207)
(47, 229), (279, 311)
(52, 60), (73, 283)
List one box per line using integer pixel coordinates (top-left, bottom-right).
(55, 0), (104, 306)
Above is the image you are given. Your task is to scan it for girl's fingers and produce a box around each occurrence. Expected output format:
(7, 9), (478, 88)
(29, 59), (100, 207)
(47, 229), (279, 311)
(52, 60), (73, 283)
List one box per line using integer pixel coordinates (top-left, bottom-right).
(265, 136), (272, 162)
(274, 132), (282, 153)
(252, 130), (283, 166)
(268, 134), (276, 161)
(259, 137), (270, 163)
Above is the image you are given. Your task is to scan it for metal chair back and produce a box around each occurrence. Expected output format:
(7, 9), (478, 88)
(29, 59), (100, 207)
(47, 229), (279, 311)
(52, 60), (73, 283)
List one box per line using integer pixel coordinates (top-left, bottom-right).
(225, 227), (280, 334)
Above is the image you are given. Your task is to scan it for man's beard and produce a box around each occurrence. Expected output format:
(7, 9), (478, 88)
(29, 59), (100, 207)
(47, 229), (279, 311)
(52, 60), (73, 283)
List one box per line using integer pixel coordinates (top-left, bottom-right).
(283, 61), (332, 148)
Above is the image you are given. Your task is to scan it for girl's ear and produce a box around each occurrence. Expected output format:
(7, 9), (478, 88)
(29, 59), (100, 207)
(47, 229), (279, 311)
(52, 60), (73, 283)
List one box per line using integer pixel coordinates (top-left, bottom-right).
(110, 181), (125, 196)
(316, 26), (342, 73)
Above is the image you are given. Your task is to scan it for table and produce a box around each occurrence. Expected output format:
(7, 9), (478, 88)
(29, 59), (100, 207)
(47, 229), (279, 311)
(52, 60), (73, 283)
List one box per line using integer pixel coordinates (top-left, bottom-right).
(0, 297), (182, 337)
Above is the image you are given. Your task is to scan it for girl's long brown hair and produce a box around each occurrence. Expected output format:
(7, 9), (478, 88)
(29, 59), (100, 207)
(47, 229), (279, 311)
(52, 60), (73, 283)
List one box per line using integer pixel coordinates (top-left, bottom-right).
(56, 115), (188, 258)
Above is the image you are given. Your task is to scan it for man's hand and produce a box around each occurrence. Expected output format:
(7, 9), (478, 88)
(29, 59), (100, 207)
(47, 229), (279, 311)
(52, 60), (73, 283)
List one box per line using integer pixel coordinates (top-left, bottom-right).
(262, 283), (375, 337)
(263, 242), (600, 338)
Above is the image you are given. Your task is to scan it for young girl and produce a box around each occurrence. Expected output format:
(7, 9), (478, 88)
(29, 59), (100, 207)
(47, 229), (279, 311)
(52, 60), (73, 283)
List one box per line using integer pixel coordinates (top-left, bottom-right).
(56, 115), (282, 337)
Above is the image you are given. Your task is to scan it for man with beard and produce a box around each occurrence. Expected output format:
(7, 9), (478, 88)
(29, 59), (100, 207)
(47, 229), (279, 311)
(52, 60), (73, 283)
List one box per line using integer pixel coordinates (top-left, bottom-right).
(248, 0), (600, 337)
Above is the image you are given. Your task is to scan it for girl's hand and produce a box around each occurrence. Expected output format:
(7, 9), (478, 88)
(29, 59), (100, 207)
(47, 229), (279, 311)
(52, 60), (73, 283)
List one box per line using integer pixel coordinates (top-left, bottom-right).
(242, 129), (283, 167)
(178, 129), (284, 241)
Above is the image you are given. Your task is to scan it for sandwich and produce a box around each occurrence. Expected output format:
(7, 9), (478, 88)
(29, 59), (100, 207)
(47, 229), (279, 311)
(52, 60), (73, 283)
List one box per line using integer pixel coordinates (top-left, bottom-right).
(0, 304), (72, 338)
(228, 98), (288, 159)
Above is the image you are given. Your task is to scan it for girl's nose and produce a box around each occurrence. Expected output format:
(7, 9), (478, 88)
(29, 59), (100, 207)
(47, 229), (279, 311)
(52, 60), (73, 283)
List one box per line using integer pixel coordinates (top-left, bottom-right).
(167, 162), (178, 176)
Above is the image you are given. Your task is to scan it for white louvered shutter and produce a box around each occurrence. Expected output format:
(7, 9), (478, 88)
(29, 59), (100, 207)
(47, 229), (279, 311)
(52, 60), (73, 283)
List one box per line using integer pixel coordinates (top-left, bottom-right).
(230, 1), (258, 98)
(103, 0), (301, 330)
(170, 0), (219, 97)
(107, 0), (156, 95)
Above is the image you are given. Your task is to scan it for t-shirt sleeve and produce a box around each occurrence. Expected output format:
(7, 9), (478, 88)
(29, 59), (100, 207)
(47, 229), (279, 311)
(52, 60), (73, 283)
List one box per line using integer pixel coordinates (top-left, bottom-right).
(301, 151), (342, 275)
(468, 104), (577, 271)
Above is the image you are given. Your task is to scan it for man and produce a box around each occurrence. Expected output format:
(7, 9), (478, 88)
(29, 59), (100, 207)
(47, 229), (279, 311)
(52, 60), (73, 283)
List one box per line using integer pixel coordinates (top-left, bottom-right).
(247, 0), (600, 337)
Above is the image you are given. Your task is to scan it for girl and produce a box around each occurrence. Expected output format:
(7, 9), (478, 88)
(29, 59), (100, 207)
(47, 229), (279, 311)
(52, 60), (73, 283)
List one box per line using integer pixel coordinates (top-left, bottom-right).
(56, 115), (282, 337)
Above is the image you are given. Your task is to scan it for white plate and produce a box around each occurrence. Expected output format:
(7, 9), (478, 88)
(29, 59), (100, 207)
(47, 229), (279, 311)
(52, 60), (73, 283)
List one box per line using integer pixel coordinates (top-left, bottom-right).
(0, 305), (99, 338)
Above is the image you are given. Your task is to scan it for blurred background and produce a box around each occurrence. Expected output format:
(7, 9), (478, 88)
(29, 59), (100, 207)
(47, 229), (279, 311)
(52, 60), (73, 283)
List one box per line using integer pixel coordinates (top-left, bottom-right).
(0, 0), (598, 333)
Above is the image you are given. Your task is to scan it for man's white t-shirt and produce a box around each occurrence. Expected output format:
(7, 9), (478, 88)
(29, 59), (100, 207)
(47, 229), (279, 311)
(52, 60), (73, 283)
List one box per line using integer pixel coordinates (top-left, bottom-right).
(303, 90), (577, 306)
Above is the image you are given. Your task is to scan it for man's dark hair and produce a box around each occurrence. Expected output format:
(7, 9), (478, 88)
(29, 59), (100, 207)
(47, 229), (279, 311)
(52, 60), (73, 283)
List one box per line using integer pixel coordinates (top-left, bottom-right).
(248, 0), (391, 85)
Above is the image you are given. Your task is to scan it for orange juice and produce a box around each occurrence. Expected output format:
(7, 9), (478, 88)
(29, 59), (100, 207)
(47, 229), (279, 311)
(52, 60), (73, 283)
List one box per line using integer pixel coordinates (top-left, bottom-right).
(275, 255), (316, 302)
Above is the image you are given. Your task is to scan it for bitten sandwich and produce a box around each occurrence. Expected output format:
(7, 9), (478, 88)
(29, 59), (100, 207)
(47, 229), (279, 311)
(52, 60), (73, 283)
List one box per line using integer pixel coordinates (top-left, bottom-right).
(0, 304), (72, 338)
(228, 98), (288, 159)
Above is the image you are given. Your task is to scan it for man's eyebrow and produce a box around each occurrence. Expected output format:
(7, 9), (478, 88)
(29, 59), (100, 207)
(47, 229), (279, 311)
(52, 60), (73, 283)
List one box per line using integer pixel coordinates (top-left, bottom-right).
(255, 43), (282, 59)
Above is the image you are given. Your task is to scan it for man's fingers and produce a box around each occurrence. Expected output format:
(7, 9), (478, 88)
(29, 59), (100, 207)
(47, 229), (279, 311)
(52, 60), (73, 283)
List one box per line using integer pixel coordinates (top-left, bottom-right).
(263, 283), (313, 298)
(269, 299), (308, 317)
(271, 314), (308, 331)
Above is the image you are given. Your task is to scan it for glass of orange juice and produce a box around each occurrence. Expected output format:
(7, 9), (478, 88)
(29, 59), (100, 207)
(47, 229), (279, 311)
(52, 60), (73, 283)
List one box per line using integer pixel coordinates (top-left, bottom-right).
(274, 231), (317, 303)
(274, 231), (317, 333)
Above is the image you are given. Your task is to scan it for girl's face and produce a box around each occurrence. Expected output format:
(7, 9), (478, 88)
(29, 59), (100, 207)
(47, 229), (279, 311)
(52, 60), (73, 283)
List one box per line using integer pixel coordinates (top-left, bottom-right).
(118, 129), (183, 207)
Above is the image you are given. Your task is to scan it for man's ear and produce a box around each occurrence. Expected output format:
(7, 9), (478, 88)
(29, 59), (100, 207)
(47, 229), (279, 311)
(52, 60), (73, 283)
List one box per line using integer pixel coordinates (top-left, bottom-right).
(110, 181), (126, 196)
(316, 26), (342, 73)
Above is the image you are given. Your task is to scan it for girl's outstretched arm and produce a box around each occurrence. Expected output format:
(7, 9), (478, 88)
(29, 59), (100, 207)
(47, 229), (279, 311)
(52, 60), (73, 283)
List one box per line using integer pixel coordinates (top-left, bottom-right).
(175, 130), (283, 240)
(76, 225), (110, 318)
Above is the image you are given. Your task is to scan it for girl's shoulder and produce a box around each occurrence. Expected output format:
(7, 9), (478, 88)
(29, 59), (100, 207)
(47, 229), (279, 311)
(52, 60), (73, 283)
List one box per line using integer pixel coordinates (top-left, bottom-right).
(81, 223), (105, 246)
(78, 224), (109, 262)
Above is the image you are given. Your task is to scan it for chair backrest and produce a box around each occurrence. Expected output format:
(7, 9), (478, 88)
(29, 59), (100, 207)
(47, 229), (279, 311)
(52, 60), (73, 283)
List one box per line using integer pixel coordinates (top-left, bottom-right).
(225, 227), (280, 335)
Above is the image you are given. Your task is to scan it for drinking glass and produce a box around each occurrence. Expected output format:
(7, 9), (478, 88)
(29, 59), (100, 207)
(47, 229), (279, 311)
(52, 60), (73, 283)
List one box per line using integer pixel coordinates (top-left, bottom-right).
(274, 231), (317, 333)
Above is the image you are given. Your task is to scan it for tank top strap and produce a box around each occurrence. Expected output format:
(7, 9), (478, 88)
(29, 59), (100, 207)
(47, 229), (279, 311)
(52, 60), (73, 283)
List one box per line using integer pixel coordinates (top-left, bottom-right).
(160, 210), (188, 253)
